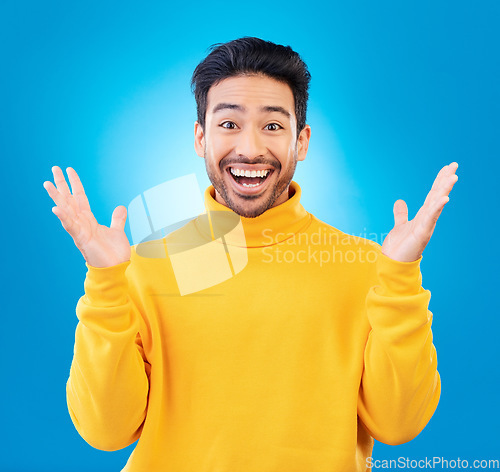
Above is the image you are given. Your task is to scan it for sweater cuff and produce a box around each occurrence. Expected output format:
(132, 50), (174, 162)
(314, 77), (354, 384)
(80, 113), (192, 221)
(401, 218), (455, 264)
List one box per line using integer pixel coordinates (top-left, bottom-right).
(376, 252), (424, 297)
(83, 260), (131, 307)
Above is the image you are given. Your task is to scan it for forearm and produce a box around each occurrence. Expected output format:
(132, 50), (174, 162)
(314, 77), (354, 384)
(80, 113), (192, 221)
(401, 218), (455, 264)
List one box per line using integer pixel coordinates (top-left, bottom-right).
(357, 254), (441, 445)
(66, 261), (150, 451)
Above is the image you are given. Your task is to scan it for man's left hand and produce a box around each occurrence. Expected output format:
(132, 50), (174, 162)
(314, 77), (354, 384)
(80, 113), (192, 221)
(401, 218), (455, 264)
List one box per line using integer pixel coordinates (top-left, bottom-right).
(382, 162), (459, 262)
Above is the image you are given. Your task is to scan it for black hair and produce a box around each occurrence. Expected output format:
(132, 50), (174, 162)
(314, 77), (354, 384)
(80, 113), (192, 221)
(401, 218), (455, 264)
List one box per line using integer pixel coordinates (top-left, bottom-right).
(191, 37), (311, 135)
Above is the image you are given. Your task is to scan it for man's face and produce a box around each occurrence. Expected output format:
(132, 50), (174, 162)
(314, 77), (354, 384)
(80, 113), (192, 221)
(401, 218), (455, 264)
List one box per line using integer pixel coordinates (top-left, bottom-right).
(194, 74), (311, 218)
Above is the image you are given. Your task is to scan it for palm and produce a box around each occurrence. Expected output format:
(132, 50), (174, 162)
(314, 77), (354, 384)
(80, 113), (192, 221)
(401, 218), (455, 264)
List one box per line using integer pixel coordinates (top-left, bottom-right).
(71, 209), (131, 267)
(382, 216), (429, 263)
(382, 162), (459, 262)
(43, 166), (131, 268)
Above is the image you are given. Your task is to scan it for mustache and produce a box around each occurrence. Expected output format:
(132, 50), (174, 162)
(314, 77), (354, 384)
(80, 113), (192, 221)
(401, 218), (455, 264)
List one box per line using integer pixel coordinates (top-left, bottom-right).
(219, 155), (281, 170)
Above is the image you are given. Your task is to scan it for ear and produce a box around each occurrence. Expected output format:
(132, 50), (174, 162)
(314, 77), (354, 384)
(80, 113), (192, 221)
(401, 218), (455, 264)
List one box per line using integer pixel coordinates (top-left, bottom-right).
(296, 124), (311, 162)
(194, 121), (205, 158)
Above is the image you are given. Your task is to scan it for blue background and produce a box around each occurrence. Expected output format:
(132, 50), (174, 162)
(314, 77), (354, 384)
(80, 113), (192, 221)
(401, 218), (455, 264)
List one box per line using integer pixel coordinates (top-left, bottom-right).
(1, 1), (499, 470)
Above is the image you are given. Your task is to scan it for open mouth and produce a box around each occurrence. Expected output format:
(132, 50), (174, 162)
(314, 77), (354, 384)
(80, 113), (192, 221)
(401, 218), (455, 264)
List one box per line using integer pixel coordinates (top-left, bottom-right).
(227, 167), (273, 189)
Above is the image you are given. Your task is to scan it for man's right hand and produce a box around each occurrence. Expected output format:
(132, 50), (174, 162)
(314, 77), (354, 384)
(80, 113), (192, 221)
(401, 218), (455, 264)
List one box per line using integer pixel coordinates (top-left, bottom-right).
(43, 166), (131, 268)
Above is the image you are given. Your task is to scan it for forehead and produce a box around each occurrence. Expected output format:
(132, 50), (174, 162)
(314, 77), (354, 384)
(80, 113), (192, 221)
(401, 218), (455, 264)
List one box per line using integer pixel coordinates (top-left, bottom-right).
(206, 75), (295, 114)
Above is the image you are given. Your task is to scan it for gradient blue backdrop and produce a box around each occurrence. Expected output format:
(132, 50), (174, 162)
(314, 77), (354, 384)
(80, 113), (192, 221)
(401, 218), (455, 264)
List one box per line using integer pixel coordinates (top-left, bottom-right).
(1, 1), (499, 470)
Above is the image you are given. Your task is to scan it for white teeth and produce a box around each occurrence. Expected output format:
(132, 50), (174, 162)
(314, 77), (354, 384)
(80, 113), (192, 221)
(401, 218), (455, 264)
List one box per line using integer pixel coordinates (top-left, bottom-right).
(242, 182), (260, 188)
(230, 168), (270, 178)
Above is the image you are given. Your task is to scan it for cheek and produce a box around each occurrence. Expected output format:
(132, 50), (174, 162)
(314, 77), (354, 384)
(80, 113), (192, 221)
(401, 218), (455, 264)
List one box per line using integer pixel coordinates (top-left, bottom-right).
(282, 141), (297, 161)
(206, 133), (233, 158)
(275, 133), (296, 159)
(265, 136), (292, 153)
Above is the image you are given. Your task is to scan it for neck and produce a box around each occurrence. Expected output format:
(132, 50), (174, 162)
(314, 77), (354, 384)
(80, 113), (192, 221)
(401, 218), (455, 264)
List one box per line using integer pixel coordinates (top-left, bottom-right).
(202, 181), (310, 248)
(214, 184), (293, 216)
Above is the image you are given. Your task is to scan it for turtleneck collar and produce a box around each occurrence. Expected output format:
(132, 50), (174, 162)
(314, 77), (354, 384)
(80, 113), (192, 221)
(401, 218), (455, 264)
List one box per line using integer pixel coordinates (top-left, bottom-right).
(199, 181), (311, 248)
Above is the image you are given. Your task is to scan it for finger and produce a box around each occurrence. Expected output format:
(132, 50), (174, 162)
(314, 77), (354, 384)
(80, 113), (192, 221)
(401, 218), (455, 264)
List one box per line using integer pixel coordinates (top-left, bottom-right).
(447, 161), (459, 175)
(49, 166), (80, 217)
(430, 164), (449, 192)
(442, 162), (459, 193)
(428, 170), (458, 207)
(110, 205), (127, 231)
(52, 166), (72, 196)
(437, 162), (458, 191)
(43, 180), (77, 219)
(419, 166), (447, 213)
(393, 199), (408, 227)
(418, 194), (449, 237)
(422, 163), (458, 210)
(442, 172), (458, 197)
(51, 205), (80, 238)
(67, 167), (91, 212)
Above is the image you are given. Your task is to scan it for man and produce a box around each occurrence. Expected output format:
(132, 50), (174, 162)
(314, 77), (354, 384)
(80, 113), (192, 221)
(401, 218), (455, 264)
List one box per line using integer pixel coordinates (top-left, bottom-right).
(43, 37), (458, 471)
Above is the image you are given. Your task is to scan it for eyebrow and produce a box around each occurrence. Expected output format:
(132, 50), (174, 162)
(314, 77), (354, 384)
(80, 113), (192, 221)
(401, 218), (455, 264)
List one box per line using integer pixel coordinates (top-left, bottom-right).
(212, 103), (291, 119)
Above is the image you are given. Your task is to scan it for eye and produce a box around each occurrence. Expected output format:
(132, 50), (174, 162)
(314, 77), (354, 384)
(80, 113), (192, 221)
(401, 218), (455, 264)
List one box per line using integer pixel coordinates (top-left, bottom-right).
(220, 121), (238, 130)
(265, 123), (283, 131)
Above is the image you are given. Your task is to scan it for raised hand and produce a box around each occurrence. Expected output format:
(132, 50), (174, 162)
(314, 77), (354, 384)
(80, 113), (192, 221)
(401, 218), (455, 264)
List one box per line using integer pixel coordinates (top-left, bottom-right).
(43, 166), (131, 268)
(381, 162), (459, 263)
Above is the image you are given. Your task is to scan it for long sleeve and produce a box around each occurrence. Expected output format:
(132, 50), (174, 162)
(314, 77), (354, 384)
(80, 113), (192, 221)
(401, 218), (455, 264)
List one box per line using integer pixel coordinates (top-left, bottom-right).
(57, 186), (446, 470)
(66, 260), (151, 451)
(357, 252), (441, 445)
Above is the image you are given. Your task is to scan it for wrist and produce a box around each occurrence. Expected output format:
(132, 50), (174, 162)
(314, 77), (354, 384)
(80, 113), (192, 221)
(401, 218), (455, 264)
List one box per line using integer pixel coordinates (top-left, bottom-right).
(82, 247), (131, 268)
(381, 248), (422, 263)
(376, 252), (424, 296)
(83, 260), (131, 307)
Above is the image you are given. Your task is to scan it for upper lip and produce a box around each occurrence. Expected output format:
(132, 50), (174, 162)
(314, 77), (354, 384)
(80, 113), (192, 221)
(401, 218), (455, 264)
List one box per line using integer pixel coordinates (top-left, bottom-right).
(225, 163), (275, 172)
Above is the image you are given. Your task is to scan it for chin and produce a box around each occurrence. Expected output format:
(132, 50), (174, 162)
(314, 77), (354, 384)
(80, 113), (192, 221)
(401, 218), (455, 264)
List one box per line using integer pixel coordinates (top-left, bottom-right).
(206, 161), (293, 218)
(223, 191), (277, 218)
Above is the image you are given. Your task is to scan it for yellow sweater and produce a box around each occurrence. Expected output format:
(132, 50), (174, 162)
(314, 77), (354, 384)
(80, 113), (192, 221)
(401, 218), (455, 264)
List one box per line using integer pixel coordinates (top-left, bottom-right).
(67, 181), (440, 472)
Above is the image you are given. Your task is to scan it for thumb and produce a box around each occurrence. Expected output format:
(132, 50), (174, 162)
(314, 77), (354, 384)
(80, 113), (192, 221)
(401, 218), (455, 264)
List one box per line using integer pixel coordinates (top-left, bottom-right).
(110, 205), (127, 231)
(393, 199), (408, 227)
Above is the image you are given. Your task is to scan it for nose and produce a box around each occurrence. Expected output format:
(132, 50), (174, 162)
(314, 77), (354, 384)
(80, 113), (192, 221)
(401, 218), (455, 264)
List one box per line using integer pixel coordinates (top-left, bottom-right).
(234, 127), (266, 159)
